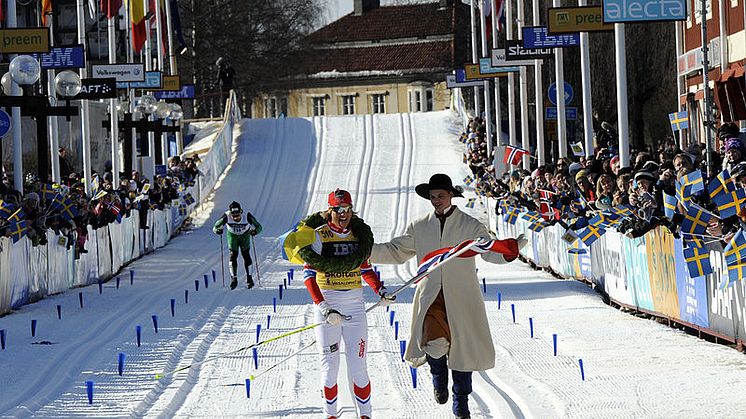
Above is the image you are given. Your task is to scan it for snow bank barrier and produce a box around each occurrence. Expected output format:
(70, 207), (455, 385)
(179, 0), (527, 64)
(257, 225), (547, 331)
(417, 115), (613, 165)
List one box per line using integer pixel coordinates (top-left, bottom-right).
(0, 91), (241, 315)
(490, 200), (745, 346)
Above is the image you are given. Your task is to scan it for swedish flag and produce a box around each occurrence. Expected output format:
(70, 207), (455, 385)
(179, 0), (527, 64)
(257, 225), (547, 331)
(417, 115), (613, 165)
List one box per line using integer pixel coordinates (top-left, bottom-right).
(463, 175), (474, 186)
(663, 192), (678, 220)
(726, 263), (746, 286)
(669, 111), (689, 131)
(280, 222), (318, 265)
(680, 169), (704, 195)
(183, 193), (195, 206)
(465, 198), (477, 208)
(724, 230), (746, 266)
(680, 203), (715, 235)
(0, 200), (16, 219)
(7, 219), (29, 243)
(528, 220), (545, 232)
(683, 245), (712, 278)
(675, 180), (692, 209)
(708, 170), (737, 198)
(504, 208), (519, 225)
(579, 225), (605, 247)
(39, 183), (56, 202)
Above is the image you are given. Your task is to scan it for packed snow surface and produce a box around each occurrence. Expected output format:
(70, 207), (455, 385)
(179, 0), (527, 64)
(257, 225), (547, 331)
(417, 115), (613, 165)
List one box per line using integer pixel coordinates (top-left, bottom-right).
(2, 111), (746, 418)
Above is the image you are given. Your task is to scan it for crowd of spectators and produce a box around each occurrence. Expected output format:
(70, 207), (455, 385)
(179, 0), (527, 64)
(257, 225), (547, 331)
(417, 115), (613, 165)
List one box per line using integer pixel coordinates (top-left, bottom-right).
(0, 148), (201, 256)
(461, 117), (746, 245)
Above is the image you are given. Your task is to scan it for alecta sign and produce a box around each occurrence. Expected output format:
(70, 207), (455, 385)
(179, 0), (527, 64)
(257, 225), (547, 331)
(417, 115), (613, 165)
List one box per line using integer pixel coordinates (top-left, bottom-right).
(602, 0), (687, 22)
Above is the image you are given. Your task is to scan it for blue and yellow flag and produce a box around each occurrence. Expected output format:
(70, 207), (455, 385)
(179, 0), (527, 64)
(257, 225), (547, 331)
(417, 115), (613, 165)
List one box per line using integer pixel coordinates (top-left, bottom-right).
(680, 170), (704, 195)
(280, 222), (318, 265)
(669, 111), (689, 131)
(663, 192), (678, 220)
(680, 203), (715, 235)
(683, 245), (712, 278)
(7, 219), (29, 243)
(726, 263), (746, 287)
(463, 175), (474, 186)
(578, 225), (605, 247)
(0, 200), (16, 219)
(725, 230), (746, 267)
(465, 198), (477, 208)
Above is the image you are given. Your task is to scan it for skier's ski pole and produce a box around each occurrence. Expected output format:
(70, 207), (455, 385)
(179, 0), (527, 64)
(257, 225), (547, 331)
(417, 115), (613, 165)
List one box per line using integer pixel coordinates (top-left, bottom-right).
(251, 236), (261, 282)
(220, 233), (226, 287)
(249, 240), (480, 380)
(155, 321), (325, 379)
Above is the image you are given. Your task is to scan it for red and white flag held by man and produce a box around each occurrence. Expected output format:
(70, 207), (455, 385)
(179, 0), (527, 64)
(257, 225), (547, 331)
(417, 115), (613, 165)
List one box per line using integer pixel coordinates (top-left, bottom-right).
(503, 145), (530, 166)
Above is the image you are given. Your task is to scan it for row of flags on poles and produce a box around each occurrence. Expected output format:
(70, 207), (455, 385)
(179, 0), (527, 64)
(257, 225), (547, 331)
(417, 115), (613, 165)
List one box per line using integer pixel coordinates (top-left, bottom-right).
(33, 0), (188, 55)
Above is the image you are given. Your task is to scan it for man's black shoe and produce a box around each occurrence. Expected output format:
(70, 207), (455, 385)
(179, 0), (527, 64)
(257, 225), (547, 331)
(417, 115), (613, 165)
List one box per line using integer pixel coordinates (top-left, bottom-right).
(246, 275), (254, 289)
(434, 388), (448, 405)
(229, 276), (238, 290)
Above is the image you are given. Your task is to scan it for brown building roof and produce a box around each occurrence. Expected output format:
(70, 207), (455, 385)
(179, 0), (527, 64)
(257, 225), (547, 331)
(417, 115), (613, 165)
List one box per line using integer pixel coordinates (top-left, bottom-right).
(308, 3), (458, 44)
(288, 1), (470, 81)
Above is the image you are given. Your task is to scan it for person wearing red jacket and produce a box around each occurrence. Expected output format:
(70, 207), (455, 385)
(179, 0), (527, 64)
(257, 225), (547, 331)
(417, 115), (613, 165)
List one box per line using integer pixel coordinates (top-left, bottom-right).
(302, 189), (395, 419)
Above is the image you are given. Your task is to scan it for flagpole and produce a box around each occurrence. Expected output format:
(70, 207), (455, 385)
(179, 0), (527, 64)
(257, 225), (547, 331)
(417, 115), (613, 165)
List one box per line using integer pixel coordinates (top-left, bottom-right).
(125, 0), (139, 175)
(7, 0), (23, 193)
(47, 16), (61, 184)
(470, 0), (481, 119)
(615, 23), (630, 168)
(533, 0), (545, 166)
(554, 0), (568, 159)
(579, 0), (594, 158)
(143, 0), (156, 178)
(108, 3), (120, 186)
(491, 0), (505, 175)
(505, 0), (517, 147)
(164, 0), (183, 155)
(479, 1), (493, 161)
(517, 0), (530, 170)
(154, 0), (168, 164)
(76, 0), (93, 196)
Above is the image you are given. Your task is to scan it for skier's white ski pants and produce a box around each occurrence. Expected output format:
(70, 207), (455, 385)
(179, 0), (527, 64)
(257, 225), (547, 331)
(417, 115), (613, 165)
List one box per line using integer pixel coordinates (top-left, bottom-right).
(314, 288), (372, 417)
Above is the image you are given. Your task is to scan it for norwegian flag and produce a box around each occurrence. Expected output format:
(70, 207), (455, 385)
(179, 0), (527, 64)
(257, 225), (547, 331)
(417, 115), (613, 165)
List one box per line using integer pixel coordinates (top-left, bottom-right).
(415, 239), (519, 281)
(503, 145), (530, 166)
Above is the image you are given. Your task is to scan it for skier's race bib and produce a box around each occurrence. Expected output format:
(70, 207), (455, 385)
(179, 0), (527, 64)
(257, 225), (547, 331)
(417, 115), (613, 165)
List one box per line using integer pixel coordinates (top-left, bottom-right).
(314, 224), (362, 290)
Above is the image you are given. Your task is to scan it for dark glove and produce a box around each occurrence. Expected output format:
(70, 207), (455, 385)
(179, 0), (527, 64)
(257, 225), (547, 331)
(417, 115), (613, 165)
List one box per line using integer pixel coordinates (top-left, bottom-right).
(215, 228), (223, 235)
(378, 287), (396, 307)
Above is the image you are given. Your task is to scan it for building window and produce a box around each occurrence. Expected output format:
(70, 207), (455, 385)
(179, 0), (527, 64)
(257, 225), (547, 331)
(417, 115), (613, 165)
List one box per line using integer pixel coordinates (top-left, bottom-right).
(313, 97), (326, 116)
(342, 95), (355, 115)
(426, 89), (434, 111)
(279, 97), (288, 116)
(372, 94), (386, 114)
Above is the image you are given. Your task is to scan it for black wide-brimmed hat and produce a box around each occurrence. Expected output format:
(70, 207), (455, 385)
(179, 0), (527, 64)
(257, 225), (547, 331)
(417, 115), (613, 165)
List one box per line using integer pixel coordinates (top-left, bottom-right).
(415, 173), (464, 199)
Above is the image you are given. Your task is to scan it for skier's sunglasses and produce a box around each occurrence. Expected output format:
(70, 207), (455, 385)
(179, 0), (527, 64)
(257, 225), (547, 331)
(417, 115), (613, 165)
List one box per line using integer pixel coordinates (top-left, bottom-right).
(332, 206), (353, 214)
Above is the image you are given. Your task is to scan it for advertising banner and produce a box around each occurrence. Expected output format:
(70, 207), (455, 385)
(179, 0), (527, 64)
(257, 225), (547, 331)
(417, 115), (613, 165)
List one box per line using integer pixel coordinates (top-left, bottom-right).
(505, 40), (554, 60)
(463, 64), (510, 80)
(73, 78), (117, 99)
(601, 232), (634, 305)
(31, 45), (85, 69)
(0, 28), (50, 53)
(154, 84), (195, 99)
(522, 26), (580, 49)
(478, 58), (521, 74)
(490, 48), (537, 67)
(645, 229), (680, 318)
(91, 63), (145, 82)
(675, 239), (709, 327)
(446, 74), (484, 88)
(117, 71), (162, 89)
(602, 0), (687, 22)
(548, 6), (613, 33)
(622, 236), (654, 310)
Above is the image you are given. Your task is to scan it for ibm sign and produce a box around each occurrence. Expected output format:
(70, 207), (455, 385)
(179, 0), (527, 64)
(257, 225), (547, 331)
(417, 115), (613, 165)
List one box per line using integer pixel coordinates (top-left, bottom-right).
(31, 45), (85, 69)
(603, 0), (687, 22)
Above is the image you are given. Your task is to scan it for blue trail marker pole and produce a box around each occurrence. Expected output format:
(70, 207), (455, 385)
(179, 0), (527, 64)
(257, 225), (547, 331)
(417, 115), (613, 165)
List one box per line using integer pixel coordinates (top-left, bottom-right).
(136, 325), (142, 347)
(252, 348), (258, 369)
(553, 334), (558, 356)
(399, 340), (406, 361)
(389, 310), (395, 326)
(272, 297), (277, 313)
(185, 290), (189, 304)
(130, 270), (134, 285)
(278, 284), (283, 300)
(245, 378), (251, 398)
(98, 280), (103, 294)
(410, 366), (417, 388)
(0, 329), (5, 350)
(267, 315), (271, 330)
(31, 319), (37, 337)
(57, 305), (62, 320)
(152, 315), (159, 333)
(579, 359), (585, 380)
(497, 292), (502, 310)
(194, 280), (199, 291)
(256, 324), (261, 343)
(79, 292), (84, 308)
(394, 321), (399, 340)
(204, 274), (209, 289)
(170, 299), (176, 317)
(482, 278), (486, 294)
(529, 318), (534, 338)
(511, 304), (516, 323)
(283, 278), (287, 290)
(116, 277), (120, 289)
(86, 380), (94, 404)
(212, 270), (217, 283)
(118, 353), (126, 376)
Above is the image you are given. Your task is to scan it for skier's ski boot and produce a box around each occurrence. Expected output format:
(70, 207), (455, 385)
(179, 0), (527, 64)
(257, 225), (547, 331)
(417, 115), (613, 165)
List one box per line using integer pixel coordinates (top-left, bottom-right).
(246, 275), (254, 289)
(229, 276), (238, 290)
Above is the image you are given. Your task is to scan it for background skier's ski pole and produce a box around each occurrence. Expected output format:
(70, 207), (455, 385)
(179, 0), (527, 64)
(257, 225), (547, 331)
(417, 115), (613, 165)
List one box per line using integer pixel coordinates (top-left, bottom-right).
(220, 233), (226, 287)
(252, 236), (261, 282)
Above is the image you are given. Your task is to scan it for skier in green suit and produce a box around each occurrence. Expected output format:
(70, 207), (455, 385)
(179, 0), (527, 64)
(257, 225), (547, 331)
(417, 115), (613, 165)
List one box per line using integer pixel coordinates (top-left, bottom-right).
(213, 201), (262, 289)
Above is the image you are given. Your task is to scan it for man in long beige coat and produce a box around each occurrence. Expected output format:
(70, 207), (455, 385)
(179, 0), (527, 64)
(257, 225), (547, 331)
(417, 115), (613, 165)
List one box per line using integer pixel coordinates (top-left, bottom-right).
(370, 173), (524, 419)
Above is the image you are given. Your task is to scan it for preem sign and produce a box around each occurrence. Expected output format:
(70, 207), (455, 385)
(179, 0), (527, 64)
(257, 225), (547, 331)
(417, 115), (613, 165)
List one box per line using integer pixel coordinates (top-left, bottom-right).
(602, 0), (687, 22)
(0, 28), (50, 53)
(548, 6), (614, 33)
